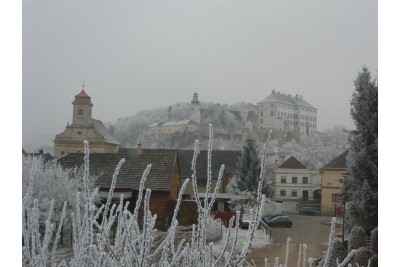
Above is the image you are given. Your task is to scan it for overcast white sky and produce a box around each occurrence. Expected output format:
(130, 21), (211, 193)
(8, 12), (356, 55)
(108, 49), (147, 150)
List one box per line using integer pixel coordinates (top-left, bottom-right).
(22, 0), (378, 151)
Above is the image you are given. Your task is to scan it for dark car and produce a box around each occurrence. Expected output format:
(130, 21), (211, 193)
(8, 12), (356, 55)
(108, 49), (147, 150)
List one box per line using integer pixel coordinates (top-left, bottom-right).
(262, 214), (283, 223)
(265, 215), (293, 227)
(239, 214), (260, 229)
(299, 207), (321, 216)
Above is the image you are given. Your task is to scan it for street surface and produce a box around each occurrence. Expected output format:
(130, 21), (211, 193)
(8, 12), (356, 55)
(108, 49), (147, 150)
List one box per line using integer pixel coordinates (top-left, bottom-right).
(246, 212), (340, 267)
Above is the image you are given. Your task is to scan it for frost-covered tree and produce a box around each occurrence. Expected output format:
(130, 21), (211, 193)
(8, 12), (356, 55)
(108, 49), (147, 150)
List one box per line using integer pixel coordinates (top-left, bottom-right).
(346, 66), (378, 229)
(22, 154), (97, 245)
(234, 131), (273, 206)
(236, 134), (260, 193)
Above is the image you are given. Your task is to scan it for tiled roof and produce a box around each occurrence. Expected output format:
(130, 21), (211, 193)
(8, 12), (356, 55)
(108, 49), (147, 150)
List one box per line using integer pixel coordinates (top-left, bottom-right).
(117, 148), (241, 178)
(278, 156), (307, 169)
(177, 150), (241, 179)
(259, 90), (316, 109)
(92, 119), (120, 145)
(321, 149), (349, 170)
(72, 90), (93, 106)
(57, 153), (177, 191)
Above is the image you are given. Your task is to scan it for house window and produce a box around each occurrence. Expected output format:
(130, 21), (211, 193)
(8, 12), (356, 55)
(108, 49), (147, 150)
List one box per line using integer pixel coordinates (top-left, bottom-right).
(60, 151), (65, 156)
(271, 111), (274, 116)
(302, 177), (308, 184)
(261, 111), (263, 117)
(292, 190), (297, 197)
(260, 119), (263, 123)
(292, 177), (297, 183)
(281, 176), (286, 183)
(77, 131), (82, 135)
(77, 109), (83, 115)
(280, 190), (286, 196)
(332, 194), (339, 203)
(271, 104), (274, 107)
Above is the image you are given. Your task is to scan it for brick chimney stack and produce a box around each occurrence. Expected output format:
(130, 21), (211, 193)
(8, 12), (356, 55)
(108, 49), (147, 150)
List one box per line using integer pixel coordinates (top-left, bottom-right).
(137, 143), (142, 155)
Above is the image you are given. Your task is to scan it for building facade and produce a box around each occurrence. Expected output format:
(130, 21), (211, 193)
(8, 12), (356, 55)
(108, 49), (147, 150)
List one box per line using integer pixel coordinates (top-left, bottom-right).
(257, 90), (318, 139)
(53, 89), (120, 157)
(320, 149), (348, 215)
(273, 156), (321, 201)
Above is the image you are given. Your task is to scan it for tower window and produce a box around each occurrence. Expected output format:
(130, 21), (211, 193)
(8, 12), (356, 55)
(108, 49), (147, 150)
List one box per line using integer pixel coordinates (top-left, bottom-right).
(78, 109), (83, 115)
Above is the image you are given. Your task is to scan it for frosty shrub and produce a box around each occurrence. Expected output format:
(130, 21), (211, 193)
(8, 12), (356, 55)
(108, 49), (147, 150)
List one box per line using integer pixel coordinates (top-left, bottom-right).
(22, 154), (97, 246)
(323, 238), (347, 267)
(353, 247), (369, 267)
(370, 227), (378, 254)
(205, 215), (223, 243)
(348, 226), (367, 253)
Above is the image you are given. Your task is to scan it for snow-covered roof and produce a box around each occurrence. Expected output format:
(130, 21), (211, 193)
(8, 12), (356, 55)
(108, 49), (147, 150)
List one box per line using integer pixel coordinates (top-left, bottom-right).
(162, 120), (198, 126)
(259, 90), (316, 109)
(92, 119), (120, 145)
(149, 122), (163, 127)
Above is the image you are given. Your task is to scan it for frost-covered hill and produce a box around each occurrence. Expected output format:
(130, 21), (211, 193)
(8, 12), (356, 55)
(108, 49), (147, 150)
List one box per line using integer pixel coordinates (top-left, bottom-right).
(105, 102), (350, 169)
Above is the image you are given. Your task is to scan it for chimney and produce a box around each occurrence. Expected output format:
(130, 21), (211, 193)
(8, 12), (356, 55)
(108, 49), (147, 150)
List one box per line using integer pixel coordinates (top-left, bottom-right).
(137, 143), (142, 155)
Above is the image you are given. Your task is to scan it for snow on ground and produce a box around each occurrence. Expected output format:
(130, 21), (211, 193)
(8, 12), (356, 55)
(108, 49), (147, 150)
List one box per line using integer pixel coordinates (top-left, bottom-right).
(211, 227), (273, 257)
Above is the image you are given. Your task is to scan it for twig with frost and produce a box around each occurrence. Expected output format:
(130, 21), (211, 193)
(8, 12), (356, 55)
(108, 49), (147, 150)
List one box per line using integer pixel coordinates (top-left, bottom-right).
(284, 237), (292, 267)
(322, 217), (337, 267)
(302, 244), (307, 267)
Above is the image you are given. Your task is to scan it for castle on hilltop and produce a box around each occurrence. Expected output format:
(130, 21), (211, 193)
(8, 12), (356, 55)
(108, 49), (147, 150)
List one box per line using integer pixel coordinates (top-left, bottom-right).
(148, 90), (318, 142)
(148, 93), (255, 141)
(257, 90), (318, 139)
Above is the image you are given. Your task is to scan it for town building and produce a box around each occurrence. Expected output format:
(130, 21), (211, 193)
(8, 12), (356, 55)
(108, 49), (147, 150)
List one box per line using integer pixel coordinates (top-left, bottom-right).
(57, 151), (181, 223)
(257, 90), (318, 139)
(53, 89), (120, 157)
(273, 156), (321, 201)
(320, 149), (349, 215)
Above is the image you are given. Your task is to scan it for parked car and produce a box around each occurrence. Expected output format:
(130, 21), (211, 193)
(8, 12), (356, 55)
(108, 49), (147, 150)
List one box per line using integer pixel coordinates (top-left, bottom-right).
(239, 213), (260, 229)
(265, 215), (293, 227)
(262, 214), (283, 223)
(299, 207), (321, 216)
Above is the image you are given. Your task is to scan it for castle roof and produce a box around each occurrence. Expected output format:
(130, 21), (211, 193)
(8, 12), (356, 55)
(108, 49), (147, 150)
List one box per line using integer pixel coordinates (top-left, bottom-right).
(149, 120), (199, 127)
(260, 90), (316, 109)
(72, 89), (93, 106)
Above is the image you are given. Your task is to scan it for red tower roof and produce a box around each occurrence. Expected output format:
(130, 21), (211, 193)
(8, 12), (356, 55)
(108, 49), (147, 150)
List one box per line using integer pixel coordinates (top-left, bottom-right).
(72, 89), (93, 106)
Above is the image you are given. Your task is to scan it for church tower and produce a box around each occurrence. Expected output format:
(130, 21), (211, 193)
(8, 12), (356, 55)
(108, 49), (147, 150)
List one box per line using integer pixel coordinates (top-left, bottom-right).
(53, 87), (120, 157)
(190, 91), (200, 123)
(72, 89), (93, 126)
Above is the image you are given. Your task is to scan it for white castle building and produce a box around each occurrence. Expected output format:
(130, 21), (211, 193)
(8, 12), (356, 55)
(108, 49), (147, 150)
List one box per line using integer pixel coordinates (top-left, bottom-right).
(257, 90), (318, 139)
